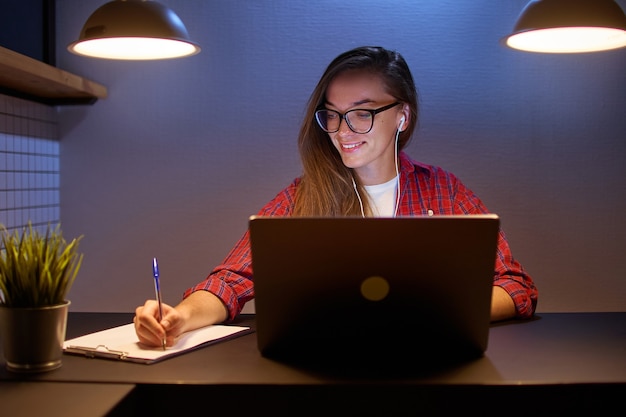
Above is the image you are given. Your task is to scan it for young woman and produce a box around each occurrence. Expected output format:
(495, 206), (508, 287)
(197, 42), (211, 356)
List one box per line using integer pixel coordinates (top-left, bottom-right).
(134, 46), (538, 347)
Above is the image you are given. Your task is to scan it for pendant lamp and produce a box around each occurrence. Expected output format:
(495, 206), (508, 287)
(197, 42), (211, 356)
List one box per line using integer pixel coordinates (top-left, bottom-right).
(503, 0), (626, 53)
(68, 0), (200, 60)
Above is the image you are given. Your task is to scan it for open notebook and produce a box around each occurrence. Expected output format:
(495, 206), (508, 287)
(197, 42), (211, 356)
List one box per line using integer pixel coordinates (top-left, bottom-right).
(64, 322), (252, 364)
(249, 215), (500, 367)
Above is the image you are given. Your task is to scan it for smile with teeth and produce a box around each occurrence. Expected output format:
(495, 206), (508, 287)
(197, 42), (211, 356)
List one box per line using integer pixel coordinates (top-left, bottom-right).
(342, 142), (365, 150)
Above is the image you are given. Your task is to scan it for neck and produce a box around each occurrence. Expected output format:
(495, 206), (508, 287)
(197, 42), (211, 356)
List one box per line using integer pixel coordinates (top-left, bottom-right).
(354, 160), (399, 186)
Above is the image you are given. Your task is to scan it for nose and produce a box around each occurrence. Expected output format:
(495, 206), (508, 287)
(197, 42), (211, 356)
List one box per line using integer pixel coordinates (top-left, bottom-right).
(336, 116), (353, 135)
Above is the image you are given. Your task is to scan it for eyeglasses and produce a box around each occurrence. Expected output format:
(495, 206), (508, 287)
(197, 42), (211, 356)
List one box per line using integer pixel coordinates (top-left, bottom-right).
(315, 102), (400, 134)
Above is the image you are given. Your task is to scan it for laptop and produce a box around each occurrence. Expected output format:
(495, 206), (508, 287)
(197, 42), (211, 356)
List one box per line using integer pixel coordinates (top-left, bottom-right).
(249, 214), (499, 368)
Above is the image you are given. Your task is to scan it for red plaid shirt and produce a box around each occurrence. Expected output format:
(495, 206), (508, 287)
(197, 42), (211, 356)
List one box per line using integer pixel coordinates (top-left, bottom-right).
(184, 152), (538, 321)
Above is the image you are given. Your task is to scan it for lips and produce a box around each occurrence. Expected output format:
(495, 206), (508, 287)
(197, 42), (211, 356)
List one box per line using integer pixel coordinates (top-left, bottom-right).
(341, 142), (365, 151)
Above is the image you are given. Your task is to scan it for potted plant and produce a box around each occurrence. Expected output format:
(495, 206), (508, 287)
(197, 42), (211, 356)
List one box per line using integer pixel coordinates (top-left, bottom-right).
(0, 222), (83, 373)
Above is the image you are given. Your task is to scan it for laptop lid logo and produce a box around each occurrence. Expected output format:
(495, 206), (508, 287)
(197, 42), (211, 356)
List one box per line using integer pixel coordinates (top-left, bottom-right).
(360, 276), (390, 301)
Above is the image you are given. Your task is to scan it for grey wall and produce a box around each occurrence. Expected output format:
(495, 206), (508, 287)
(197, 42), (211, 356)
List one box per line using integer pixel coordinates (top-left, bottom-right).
(55, 0), (626, 313)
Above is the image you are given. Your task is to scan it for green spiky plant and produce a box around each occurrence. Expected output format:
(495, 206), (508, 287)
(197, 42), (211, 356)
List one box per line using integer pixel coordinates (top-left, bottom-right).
(0, 222), (83, 308)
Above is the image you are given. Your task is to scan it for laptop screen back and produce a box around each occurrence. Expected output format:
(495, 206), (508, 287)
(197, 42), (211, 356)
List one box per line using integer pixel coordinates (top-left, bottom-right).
(249, 215), (499, 366)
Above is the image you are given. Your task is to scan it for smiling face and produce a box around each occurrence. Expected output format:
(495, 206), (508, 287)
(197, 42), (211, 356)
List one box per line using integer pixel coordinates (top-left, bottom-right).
(324, 70), (407, 185)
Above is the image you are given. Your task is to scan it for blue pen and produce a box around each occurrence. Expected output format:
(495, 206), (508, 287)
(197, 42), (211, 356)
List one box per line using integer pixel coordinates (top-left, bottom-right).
(152, 257), (166, 350)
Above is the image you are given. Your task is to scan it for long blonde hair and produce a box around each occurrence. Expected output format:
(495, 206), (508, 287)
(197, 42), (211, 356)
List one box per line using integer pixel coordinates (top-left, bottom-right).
(293, 46), (419, 216)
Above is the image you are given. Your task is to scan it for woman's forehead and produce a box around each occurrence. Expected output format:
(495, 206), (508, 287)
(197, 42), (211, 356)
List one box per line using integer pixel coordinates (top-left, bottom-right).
(326, 71), (391, 107)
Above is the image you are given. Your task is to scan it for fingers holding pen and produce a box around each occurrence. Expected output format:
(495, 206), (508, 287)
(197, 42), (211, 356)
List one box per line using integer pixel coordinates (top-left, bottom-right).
(134, 299), (173, 347)
(159, 303), (184, 346)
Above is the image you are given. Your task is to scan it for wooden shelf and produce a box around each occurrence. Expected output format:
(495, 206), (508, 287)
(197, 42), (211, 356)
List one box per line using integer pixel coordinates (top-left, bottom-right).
(0, 46), (107, 105)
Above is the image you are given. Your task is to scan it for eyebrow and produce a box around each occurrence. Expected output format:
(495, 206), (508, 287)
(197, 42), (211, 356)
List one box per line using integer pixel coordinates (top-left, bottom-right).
(325, 99), (376, 109)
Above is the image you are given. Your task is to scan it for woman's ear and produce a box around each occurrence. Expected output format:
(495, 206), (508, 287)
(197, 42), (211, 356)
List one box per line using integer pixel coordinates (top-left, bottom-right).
(399, 115), (406, 131)
(398, 104), (410, 132)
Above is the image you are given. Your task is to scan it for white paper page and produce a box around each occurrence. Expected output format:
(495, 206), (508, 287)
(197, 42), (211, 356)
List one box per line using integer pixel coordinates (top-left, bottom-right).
(63, 322), (250, 361)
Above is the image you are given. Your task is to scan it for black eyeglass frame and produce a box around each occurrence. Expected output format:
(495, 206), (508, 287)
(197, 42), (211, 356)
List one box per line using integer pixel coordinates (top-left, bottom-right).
(315, 101), (401, 134)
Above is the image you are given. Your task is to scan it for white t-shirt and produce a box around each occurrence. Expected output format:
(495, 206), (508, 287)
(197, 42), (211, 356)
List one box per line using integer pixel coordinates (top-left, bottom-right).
(364, 175), (398, 217)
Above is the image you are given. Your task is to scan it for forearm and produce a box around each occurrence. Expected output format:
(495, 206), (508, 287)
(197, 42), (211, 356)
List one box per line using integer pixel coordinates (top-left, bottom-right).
(490, 285), (516, 322)
(491, 231), (538, 319)
(175, 290), (228, 333)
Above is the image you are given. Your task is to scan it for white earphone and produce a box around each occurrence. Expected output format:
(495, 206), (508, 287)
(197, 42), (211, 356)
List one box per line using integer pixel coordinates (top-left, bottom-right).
(353, 114), (405, 218)
(399, 115), (406, 131)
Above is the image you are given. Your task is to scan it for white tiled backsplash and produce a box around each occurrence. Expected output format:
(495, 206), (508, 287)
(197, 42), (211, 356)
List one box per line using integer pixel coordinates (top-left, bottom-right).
(0, 93), (60, 234)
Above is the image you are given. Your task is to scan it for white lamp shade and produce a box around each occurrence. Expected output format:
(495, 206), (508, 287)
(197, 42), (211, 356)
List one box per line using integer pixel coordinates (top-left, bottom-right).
(68, 0), (201, 60)
(503, 0), (626, 53)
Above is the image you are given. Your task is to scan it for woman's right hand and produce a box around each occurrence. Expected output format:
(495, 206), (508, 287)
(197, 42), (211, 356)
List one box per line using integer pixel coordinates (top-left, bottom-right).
(133, 299), (183, 347)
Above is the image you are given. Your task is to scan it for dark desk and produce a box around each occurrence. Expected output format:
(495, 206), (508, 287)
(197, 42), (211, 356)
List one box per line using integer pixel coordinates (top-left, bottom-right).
(1, 312), (624, 416)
